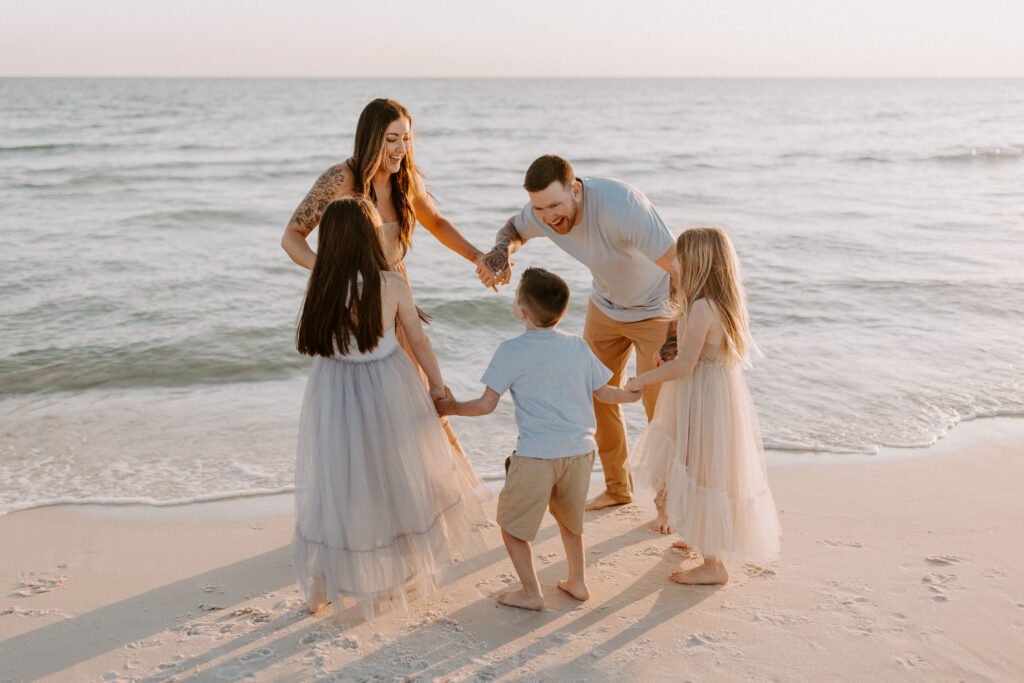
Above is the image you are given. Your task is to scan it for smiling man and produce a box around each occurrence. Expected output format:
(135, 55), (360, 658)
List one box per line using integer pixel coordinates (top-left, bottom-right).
(479, 155), (678, 516)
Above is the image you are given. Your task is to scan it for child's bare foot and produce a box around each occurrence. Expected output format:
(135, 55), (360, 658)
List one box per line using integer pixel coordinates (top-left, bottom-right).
(497, 589), (544, 611)
(585, 491), (627, 511)
(557, 579), (591, 601)
(671, 539), (689, 550)
(651, 507), (673, 534)
(670, 559), (728, 585)
(306, 579), (328, 613)
(306, 599), (328, 614)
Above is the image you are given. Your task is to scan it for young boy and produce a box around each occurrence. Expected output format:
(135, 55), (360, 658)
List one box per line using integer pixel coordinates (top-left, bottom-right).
(435, 267), (644, 610)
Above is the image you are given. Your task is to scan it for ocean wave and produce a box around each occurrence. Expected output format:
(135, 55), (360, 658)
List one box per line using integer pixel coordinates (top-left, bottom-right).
(0, 486), (295, 518)
(846, 155), (894, 164)
(0, 340), (307, 396)
(845, 147), (1023, 165)
(926, 147), (1023, 163)
(0, 142), (116, 154)
(118, 208), (265, 226)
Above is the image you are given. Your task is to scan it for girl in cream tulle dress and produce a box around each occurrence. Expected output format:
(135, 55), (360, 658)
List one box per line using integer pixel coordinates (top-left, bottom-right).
(626, 227), (780, 584)
(291, 197), (487, 619)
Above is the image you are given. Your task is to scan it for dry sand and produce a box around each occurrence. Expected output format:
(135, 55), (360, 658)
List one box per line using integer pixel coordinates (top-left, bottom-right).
(2, 418), (1023, 682)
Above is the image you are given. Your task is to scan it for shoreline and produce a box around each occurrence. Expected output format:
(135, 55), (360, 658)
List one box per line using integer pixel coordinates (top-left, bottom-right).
(6, 415), (1024, 523)
(2, 418), (1023, 680)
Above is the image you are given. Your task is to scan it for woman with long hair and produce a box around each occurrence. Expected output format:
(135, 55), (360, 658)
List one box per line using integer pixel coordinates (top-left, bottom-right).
(292, 197), (487, 618)
(282, 97), (486, 459)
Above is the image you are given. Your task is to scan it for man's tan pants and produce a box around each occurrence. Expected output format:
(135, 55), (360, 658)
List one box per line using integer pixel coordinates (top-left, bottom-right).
(582, 300), (671, 504)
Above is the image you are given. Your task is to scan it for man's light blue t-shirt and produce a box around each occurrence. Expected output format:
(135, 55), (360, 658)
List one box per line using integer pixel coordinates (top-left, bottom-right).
(481, 328), (613, 460)
(515, 176), (674, 323)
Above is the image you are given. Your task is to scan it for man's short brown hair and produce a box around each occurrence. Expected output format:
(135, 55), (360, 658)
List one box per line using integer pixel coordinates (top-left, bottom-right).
(523, 155), (575, 193)
(517, 267), (570, 328)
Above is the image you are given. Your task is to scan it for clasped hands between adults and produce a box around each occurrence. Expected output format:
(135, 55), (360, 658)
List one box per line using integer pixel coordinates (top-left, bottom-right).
(474, 250), (513, 291)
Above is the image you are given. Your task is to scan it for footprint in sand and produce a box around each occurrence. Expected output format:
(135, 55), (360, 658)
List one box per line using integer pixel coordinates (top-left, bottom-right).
(925, 555), (966, 566)
(819, 539), (863, 548)
(896, 654), (925, 668)
(239, 647), (275, 661)
(0, 605), (72, 618)
(232, 606), (271, 623)
(12, 573), (67, 597)
(922, 573), (960, 602)
(744, 564), (776, 577)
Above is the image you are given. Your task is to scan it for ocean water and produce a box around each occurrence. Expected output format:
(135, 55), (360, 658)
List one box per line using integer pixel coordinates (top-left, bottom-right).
(2, 78), (1022, 515)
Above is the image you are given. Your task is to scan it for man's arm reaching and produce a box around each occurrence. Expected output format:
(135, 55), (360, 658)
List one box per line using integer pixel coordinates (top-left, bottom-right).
(478, 216), (527, 288)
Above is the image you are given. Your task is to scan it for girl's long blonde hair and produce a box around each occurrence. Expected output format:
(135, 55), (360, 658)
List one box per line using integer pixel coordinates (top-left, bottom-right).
(675, 227), (756, 364)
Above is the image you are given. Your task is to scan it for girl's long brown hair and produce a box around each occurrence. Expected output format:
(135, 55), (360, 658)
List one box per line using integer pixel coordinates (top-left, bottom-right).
(296, 198), (390, 357)
(351, 98), (422, 258)
(675, 227), (756, 364)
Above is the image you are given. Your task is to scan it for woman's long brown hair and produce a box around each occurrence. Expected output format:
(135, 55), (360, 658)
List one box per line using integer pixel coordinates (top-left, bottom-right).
(351, 98), (422, 258)
(296, 198), (390, 357)
(675, 227), (755, 364)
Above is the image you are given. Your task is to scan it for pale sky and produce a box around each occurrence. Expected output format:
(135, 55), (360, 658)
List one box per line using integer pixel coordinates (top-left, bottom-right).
(2, 0), (1023, 78)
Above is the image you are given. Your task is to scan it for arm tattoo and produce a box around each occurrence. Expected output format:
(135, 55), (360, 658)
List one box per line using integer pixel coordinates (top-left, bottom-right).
(289, 165), (347, 228)
(481, 217), (523, 273)
(660, 319), (678, 361)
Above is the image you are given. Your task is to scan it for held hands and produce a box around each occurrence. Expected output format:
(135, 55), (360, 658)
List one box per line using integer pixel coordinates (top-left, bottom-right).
(476, 247), (513, 290)
(624, 377), (645, 394)
(653, 338), (678, 368)
(432, 385), (456, 416)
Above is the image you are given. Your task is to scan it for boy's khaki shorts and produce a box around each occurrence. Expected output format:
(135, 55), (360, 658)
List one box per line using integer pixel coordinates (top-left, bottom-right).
(496, 450), (595, 542)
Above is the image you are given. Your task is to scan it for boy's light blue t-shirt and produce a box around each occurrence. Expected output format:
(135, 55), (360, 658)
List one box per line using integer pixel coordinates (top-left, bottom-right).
(481, 328), (613, 460)
(515, 176), (674, 323)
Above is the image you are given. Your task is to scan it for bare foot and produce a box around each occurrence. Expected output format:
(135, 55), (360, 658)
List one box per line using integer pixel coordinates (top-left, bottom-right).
(670, 559), (728, 585)
(306, 579), (328, 613)
(306, 599), (328, 614)
(557, 579), (591, 601)
(497, 589), (544, 611)
(671, 539), (689, 550)
(585, 491), (628, 511)
(651, 507), (673, 534)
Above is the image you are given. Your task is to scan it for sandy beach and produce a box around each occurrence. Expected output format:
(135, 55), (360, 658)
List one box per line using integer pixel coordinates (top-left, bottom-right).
(2, 417), (1023, 682)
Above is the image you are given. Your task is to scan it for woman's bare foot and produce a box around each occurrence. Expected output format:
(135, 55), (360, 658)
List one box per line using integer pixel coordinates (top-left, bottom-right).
(585, 491), (628, 511)
(670, 559), (728, 585)
(651, 507), (673, 534)
(557, 579), (591, 601)
(671, 539), (689, 550)
(497, 589), (544, 611)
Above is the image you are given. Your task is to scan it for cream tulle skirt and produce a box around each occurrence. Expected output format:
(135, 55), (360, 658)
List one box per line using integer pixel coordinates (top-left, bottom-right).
(291, 330), (488, 619)
(633, 358), (781, 563)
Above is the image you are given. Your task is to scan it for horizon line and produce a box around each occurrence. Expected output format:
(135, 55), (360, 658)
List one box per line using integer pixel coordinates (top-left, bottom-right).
(3, 74), (1023, 80)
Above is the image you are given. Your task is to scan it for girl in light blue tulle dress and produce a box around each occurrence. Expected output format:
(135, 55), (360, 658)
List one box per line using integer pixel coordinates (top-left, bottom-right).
(291, 197), (487, 619)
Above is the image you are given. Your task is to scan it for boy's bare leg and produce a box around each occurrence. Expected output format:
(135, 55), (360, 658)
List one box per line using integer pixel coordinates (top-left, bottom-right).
(555, 521), (590, 601)
(498, 528), (545, 610)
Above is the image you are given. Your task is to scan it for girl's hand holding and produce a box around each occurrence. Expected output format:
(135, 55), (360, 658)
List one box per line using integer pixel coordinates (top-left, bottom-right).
(624, 377), (644, 393)
(433, 385), (456, 416)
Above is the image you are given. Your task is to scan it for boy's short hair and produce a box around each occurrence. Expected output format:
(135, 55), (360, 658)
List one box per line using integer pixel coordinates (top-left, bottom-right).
(523, 155), (575, 192)
(517, 267), (570, 328)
